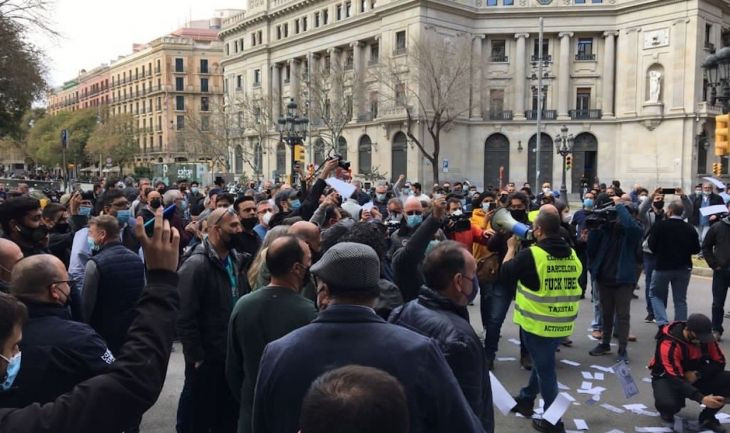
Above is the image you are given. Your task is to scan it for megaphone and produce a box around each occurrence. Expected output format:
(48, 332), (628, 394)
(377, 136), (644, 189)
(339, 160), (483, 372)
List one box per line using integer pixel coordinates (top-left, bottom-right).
(492, 208), (533, 240)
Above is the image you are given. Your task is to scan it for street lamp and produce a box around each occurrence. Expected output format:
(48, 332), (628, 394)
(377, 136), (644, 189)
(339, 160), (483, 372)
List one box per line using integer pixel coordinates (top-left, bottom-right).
(702, 46), (730, 114)
(554, 124), (574, 200)
(276, 98), (309, 185)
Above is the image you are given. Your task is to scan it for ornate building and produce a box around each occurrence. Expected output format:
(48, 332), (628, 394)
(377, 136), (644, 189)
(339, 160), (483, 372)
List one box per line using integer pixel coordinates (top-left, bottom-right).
(220, 0), (730, 191)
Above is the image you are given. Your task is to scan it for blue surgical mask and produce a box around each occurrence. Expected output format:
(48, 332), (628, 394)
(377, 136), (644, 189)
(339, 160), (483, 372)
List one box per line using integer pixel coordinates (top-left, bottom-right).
(406, 214), (422, 228)
(466, 276), (480, 303)
(87, 236), (100, 253)
(376, 193), (386, 202)
(191, 187), (199, 195)
(116, 209), (131, 226)
(402, 188), (411, 196)
(79, 206), (92, 217)
(0, 352), (21, 392)
(290, 199), (301, 210)
(425, 239), (440, 255)
(583, 198), (594, 210)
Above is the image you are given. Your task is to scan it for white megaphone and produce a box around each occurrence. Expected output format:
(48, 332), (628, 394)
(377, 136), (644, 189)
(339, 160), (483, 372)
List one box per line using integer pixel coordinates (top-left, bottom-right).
(491, 208), (533, 240)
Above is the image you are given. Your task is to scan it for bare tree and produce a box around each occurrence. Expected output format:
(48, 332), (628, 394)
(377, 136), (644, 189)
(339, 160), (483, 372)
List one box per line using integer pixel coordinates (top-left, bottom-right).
(235, 90), (277, 178)
(0, 0), (59, 37)
(374, 31), (474, 184)
(180, 96), (233, 172)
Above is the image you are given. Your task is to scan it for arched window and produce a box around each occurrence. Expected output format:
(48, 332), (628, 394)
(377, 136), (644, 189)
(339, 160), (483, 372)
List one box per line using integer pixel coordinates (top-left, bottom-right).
(314, 138), (326, 166)
(358, 135), (372, 174)
(484, 134), (510, 189)
(391, 132), (407, 182)
(235, 145), (243, 173)
(527, 133), (553, 187)
(276, 142), (286, 176)
(572, 132), (599, 193)
(337, 136), (348, 158)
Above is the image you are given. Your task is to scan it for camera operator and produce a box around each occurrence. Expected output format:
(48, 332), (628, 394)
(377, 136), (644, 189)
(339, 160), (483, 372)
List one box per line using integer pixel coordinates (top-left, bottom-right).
(268, 159), (338, 228)
(444, 197), (486, 251)
(392, 197), (447, 302)
(586, 198), (643, 362)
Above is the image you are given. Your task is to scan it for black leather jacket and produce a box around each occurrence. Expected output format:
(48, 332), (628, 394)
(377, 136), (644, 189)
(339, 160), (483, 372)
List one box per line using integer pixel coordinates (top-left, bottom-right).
(389, 286), (494, 433)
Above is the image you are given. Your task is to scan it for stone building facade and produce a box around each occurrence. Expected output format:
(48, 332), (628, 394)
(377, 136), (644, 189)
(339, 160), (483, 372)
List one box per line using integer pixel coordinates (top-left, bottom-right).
(220, 0), (730, 192)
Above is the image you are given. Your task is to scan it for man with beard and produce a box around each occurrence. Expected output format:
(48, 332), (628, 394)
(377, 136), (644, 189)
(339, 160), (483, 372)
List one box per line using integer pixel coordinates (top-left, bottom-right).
(177, 207), (251, 433)
(226, 235), (317, 433)
(288, 221), (322, 303)
(0, 197), (50, 257)
(233, 196), (262, 258)
(43, 195), (89, 268)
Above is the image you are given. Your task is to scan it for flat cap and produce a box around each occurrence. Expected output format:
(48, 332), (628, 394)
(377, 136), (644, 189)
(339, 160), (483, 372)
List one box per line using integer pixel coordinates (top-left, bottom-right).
(311, 242), (380, 293)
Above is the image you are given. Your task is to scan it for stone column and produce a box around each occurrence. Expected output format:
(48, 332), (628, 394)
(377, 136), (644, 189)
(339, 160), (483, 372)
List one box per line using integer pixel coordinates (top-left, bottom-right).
(471, 35), (484, 119)
(558, 32), (573, 120)
(514, 33), (529, 120)
(289, 59), (301, 102)
(602, 31), (618, 118)
(352, 41), (364, 121)
(271, 63), (281, 120)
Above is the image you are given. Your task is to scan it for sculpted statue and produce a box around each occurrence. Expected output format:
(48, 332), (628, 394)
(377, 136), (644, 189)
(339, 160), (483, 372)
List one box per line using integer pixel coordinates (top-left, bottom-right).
(648, 70), (662, 103)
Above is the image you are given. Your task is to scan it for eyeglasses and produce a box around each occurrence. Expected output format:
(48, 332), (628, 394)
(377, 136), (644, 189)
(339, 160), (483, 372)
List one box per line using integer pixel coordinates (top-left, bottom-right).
(111, 201), (130, 209)
(52, 279), (74, 286)
(405, 210), (422, 216)
(257, 208), (272, 215)
(213, 207), (237, 227)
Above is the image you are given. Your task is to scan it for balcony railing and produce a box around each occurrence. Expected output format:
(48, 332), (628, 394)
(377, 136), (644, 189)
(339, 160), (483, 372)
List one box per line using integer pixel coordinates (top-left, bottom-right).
(569, 109), (602, 120)
(393, 47), (407, 56)
(488, 110), (513, 120)
(357, 112), (374, 122)
(199, 68), (210, 74)
(530, 54), (552, 62)
(525, 110), (557, 120)
(575, 53), (596, 61)
(490, 55), (508, 63)
(705, 41), (715, 52)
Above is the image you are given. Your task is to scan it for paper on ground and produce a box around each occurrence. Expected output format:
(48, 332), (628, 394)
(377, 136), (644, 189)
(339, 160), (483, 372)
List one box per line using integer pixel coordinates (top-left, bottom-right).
(325, 177), (356, 199)
(508, 338), (521, 345)
(580, 381), (593, 390)
(605, 430), (625, 433)
(574, 419), (589, 430)
(558, 382), (570, 390)
(489, 371), (517, 415)
(560, 392), (576, 402)
(497, 357), (517, 361)
(581, 371), (593, 380)
(600, 403), (625, 413)
(577, 386), (605, 395)
(590, 364), (614, 373)
(642, 377), (652, 383)
(542, 392), (572, 425)
(635, 427), (672, 433)
(594, 372), (605, 380)
(624, 404), (648, 412)
(561, 359), (581, 367)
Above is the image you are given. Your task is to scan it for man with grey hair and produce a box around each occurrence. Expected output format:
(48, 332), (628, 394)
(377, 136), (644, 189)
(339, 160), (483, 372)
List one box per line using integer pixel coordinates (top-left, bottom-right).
(0, 254), (114, 408)
(648, 200), (701, 326)
(253, 242), (484, 433)
(690, 182), (725, 245)
(0, 238), (22, 293)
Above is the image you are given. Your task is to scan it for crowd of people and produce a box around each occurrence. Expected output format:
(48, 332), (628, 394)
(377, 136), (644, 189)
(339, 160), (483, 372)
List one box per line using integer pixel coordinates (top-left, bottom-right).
(0, 163), (729, 433)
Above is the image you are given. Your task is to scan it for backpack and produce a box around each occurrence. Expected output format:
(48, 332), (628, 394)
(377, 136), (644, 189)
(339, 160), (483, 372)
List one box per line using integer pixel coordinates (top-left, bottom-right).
(476, 251), (500, 284)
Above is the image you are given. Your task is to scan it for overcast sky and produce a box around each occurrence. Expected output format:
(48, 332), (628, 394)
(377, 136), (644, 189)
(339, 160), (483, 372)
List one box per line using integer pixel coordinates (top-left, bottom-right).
(31, 0), (244, 88)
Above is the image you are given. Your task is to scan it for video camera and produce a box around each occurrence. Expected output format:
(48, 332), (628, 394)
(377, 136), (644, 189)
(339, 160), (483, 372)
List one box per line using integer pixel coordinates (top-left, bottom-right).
(385, 218), (401, 236)
(585, 203), (618, 230)
(327, 153), (351, 170)
(444, 209), (472, 233)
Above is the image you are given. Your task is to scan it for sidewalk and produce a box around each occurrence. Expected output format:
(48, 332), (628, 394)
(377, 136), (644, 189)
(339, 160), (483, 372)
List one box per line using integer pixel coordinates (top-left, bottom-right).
(692, 257), (712, 277)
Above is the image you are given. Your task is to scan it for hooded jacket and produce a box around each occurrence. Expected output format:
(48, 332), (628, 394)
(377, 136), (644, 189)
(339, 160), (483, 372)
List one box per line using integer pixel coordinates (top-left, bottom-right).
(702, 216), (730, 270)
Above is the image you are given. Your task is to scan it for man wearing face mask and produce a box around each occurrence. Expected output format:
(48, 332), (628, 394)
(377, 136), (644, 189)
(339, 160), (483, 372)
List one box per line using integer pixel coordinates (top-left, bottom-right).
(253, 200), (275, 241)
(0, 254), (114, 408)
(389, 241), (494, 433)
(691, 183), (724, 246)
(81, 216), (145, 356)
(639, 188), (693, 323)
(0, 239), (22, 293)
(226, 235), (317, 433)
(232, 196), (262, 258)
(177, 207), (251, 433)
(187, 181), (205, 216)
(648, 313), (729, 432)
(371, 182), (391, 215)
(0, 197), (50, 258)
(501, 208), (582, 433)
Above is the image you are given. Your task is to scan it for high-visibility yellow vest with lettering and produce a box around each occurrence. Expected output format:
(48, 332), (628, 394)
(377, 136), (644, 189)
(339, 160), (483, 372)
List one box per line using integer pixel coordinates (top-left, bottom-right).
(513, 245), (583, 338)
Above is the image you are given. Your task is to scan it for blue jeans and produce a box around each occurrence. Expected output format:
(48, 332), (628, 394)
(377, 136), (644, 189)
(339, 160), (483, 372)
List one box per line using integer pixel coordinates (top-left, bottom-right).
(518, 329), (563, 409)
(590, 276), (601, 331)
(650, 269), (691, 326)
(643, 253), (657, 315)
(711, 269), (730, 334)
(482, 281), (523, 361)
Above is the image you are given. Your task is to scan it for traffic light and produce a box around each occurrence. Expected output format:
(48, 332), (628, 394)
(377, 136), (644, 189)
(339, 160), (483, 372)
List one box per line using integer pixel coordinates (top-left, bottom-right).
(294, 144), (305, 163)
(565, 155), (573, 170)
(713, 162), (722, 176)
(715, 114), (730, 156)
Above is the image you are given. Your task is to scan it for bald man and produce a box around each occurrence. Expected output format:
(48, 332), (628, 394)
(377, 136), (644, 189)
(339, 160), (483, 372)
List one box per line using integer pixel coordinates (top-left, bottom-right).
(176, 207), (250, 433)
(289, 221), (321, 258)
(1, 254), (114, 408)
(0, 238), (23, 292)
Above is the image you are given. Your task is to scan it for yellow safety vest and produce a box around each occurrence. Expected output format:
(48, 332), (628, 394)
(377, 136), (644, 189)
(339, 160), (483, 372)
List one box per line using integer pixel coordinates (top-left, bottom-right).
(513, 245), (583, 338)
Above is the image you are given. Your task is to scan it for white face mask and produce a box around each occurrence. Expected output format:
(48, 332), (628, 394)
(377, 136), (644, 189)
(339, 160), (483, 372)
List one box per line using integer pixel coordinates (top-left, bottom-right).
(542, 187), (550, 194)
(639, 195), (648, 202)
(262, 211), (273, 226)
(562, 213), (571, 224)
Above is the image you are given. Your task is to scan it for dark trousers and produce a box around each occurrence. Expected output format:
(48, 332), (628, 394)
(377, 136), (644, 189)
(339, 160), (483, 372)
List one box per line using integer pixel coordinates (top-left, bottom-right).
(712, 269), (730, 334)
(176, 361), (237, 433)
(643, 253), (658, 315)
(598, 282), (633, 350)
(653, 372), (730, 418)
(481, 282), (527, 361)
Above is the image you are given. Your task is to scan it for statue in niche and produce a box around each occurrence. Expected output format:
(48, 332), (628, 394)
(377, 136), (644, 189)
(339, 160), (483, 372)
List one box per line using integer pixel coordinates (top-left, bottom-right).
(648, 70), (662, 103)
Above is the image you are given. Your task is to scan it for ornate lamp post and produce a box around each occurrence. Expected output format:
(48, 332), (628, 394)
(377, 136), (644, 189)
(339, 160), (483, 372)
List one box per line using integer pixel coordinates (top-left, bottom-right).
(554, 124), (574, 199)
(702, 46), (730, 114)
(276, 98), (308, 185)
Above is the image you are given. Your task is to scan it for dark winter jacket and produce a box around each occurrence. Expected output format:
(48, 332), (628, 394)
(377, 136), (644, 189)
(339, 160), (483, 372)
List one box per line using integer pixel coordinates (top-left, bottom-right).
(586, 204), (643, 285)
(0, 270), (179, 433)
(690, 193), (724, 226)
(392, 216), (444, 302)
(648, 218), (700, 271)
(389, 287), (494, 433)
(0, 301), (114, 409)
(177, 237), (251, 364)
(702, 217), (730, 271)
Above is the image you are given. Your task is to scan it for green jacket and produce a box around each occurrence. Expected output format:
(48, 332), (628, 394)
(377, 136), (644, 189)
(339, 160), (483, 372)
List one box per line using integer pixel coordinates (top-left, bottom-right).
(225, 285), (317, 433)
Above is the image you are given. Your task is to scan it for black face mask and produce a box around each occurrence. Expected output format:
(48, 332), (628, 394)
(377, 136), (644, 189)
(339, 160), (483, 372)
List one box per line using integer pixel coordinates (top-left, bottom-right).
(241, 216), (257, 231)
(53, 222), (70, 234)
(17, 223), (48, 244)
(510, 209), (527, 223)
(150, 199), (162, 209)
(500, 195), (508, 204)
(653, 200), (664, 210)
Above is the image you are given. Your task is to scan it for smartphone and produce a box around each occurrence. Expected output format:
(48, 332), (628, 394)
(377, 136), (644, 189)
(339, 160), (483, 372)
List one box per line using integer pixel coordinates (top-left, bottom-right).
(487, 202), (496, 212)
(660, 188), (676, 195)
(144, 204), (177, 237)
